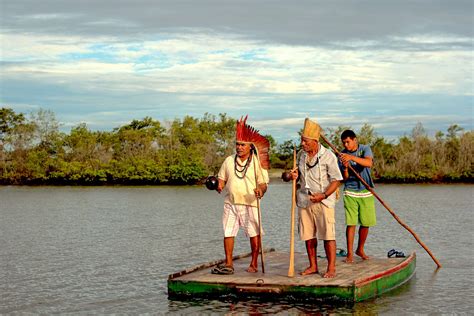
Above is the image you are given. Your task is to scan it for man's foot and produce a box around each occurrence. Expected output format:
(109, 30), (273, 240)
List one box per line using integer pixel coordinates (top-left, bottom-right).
(246, 266), (258, 273)
(323, 270), (336, 278)
(299, 266), (319, 276)
(343, 255), (354, 263)
(356, 249), (370, 260)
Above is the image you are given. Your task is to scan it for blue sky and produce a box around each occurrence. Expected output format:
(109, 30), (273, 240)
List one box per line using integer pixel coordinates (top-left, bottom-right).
(1, 0), (472, 142)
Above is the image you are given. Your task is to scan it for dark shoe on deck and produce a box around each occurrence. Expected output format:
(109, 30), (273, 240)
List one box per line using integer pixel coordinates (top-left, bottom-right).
(211, 264), (234, 275)
(387, 249), (406, 258)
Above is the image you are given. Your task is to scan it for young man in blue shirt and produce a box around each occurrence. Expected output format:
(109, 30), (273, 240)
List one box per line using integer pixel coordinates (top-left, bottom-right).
(339, 130), (376, 263)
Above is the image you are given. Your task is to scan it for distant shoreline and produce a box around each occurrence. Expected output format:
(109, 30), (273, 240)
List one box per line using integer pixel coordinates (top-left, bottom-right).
(1, 168), (472, 186)
(268, 169), (473, 184)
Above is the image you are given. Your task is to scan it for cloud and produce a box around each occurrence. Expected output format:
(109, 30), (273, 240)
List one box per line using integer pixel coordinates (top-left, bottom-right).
(5, 32), (470, 94)
(0, 0), (472, 142)
(3, 1), (472, 44)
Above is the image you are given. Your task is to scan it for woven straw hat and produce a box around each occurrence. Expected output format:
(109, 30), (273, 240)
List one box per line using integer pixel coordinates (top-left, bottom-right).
(301, 118), (321, 140)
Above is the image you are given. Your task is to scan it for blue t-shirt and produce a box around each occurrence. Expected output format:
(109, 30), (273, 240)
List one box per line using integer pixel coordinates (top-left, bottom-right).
(339, 144), (374, 191)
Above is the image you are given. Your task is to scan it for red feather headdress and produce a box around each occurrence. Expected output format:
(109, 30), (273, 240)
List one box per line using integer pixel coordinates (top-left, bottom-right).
(236, 115), (270, 170)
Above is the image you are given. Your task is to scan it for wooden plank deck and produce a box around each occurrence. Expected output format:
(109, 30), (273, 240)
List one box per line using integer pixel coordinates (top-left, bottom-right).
(168, 249), (416, 302)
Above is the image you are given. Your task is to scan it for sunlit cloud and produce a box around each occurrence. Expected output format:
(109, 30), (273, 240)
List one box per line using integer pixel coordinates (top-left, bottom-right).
(1, 1), (472, 142)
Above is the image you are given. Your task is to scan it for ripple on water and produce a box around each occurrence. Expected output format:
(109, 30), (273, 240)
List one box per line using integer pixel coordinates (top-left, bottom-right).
(1, 184), (472, 314)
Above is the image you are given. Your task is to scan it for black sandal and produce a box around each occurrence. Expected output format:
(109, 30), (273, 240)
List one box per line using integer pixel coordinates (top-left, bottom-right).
(388, 249), (406, 258)
(395, 251), (405, 258)
(211, 264), (234, 275)
(387, 249), (397, 258)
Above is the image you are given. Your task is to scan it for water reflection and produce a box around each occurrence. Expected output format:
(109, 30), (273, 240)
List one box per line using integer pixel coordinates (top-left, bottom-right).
(168, 279), (417, 314)
(1, 184), (472, 314)
(168, 297), (384, 314)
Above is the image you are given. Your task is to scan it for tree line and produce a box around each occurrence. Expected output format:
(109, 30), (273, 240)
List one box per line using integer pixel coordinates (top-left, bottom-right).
(0, 107), (472, 185)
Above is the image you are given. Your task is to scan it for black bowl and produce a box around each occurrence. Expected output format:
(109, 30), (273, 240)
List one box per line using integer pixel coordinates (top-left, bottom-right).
(205, 176), (219, 190)
(281, 171), (292, 182)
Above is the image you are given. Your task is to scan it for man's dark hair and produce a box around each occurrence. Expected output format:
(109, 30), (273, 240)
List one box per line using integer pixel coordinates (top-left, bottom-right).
(341, 129), (357, 140)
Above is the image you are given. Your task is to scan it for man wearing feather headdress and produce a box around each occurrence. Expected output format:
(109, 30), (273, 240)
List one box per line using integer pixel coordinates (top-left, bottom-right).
(211, 116), (270, 275)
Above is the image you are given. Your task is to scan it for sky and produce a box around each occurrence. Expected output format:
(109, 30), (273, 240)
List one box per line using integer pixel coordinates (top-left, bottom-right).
(1, 0), (472, 143)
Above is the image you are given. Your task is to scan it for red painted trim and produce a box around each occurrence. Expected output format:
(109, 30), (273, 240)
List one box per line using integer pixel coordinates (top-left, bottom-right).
(354, 252), (416, 287)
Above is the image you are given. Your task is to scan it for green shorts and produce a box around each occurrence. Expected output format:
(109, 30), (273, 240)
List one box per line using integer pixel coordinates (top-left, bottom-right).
(343, 190), (376, 227)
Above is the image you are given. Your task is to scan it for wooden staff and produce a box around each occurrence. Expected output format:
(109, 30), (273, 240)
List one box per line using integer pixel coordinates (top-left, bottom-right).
(288, 146), (297, 277)
(320, 133), (442, 268)
(253, 154), (265, 273)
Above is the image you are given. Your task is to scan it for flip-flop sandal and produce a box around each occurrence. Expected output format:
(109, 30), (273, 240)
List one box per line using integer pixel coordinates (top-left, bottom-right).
(388, 249), (406, 258)
(387, 249), (397, 258)
(211, 265), (234, 275)
(211, 266), (234, 275)
(395, 251), (405, 258)
(337, 248), (347, 257)
(318, 249), (347, 259)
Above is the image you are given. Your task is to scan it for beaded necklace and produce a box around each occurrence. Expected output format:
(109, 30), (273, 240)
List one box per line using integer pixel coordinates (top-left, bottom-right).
(234, 152), (252, 179)
(305, 154), (319, 169)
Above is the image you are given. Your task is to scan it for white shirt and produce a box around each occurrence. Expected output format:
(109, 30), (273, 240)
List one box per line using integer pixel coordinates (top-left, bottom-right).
(296, 145), (343, 208)
(218, 154), (269, 207)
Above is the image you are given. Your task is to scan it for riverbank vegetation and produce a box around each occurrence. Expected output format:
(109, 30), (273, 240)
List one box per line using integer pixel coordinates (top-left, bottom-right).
(1, 107), (472, 185)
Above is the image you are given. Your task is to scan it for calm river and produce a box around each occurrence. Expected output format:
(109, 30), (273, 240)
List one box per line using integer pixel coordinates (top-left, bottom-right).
(1, 183), (472, 314)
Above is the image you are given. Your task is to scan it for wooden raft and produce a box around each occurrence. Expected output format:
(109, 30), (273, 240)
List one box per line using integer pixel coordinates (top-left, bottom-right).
(168, 249), (416, 302)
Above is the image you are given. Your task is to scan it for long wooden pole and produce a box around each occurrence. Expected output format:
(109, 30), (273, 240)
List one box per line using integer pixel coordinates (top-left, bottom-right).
(320, 134), (442, 268)
(288, 146), (297, 277)
(253, 155), (265, 273)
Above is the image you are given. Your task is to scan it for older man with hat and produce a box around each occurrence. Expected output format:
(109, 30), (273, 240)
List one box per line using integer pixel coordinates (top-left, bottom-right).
(210, 116), (270, 275)
(288, 118), (343, 278)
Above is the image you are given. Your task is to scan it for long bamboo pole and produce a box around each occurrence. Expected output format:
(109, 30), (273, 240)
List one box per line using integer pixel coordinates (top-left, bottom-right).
(253, 155), (265, 273)
(288, 146), (297, 277)
(320, 133), (442, 268)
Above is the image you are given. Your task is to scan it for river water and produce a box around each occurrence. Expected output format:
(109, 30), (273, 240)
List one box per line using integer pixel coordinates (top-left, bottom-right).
(1, 183), (472, 314)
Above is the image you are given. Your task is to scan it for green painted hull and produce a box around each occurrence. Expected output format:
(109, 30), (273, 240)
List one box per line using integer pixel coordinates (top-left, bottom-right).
(354, 253), (416, 301)
(168, 252), (416, 302)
